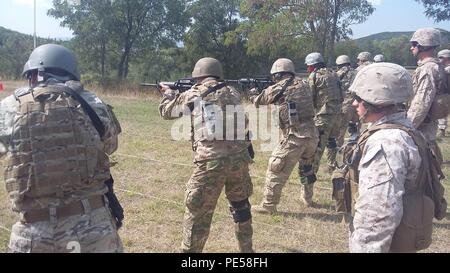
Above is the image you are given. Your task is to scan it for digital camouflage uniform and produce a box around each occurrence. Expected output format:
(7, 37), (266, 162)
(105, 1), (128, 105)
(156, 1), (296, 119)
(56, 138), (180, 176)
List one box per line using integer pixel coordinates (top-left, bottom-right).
(437, 66), (450, 135)
(159, 77), (254, 253)
(331, 65), (357, 169)
(349, 112), (422, 252)
(407, 57), (447, 164)
(304, 68), (342, 203)
(252, 77), (318, 211)
(0, 81), (123, 253)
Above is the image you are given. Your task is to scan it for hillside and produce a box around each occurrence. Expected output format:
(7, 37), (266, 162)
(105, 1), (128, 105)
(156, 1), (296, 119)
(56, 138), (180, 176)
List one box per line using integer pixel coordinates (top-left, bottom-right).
(354, 28), (450, 47)
(0, 26), (62, 79)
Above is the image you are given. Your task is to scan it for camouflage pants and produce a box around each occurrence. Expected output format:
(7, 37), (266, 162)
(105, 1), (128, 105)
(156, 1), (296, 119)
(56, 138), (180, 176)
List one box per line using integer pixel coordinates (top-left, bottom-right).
(261, 135), (317, 207)
(9, 206), (123, 253)
(336, 100), (359, 148)
(182, 153), (253, 253)
(298, 115), (341, 203)
(314, 114), (341, 173)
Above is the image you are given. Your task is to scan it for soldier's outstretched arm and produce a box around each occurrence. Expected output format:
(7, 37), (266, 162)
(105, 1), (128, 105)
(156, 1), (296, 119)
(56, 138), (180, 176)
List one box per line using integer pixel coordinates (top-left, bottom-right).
(251, 84), (281, 107)
(159, 88), (194, 120)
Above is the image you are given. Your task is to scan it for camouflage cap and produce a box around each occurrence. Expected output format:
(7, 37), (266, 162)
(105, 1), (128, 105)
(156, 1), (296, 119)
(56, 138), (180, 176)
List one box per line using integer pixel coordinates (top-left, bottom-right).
(410, 28), (441, 47)
(349, 63), (413, 106)
(22, 44), (80, 80)
(438, 49), (450, 58)
(373, 54), (385, 63)
(192, 57), (223, 79)
(270, 58), (295, 75)
(305, 52), (324, 66)
(336, 55), (351, 65)
(357, 52), (372, 62)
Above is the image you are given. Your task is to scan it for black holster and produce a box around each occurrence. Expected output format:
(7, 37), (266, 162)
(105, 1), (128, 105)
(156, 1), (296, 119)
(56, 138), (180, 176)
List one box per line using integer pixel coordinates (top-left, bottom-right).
(105, 176), (124, 229)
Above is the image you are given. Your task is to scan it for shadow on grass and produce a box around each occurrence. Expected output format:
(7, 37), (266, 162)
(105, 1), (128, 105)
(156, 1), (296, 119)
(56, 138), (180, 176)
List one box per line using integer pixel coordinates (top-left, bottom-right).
(278, 210), (343, 223)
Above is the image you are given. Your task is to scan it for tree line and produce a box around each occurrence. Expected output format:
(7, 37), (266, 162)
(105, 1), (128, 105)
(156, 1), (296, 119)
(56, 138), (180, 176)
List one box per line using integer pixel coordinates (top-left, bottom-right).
(0, 0), (449, 84)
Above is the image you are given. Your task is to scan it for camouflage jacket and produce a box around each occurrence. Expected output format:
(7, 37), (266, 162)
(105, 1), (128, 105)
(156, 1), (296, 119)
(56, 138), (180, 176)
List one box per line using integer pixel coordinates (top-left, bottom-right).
(252, 77), (317, 139)
(308, 68), (342, 116)
(337, 66), (356, 110)
(407, 57), (446, 141)
(350, 112), (421, 253)
(159, 77), (250, 162)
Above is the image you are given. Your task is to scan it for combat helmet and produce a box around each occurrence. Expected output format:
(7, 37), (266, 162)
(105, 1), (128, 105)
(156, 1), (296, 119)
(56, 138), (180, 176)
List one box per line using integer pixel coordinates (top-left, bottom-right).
(438, 49), (450, 59)
(357, 52), (372, 62)
(192, 57), (223, 79)
(270, 58), (296, 75)
(373, 54), (385, 63)
(23, 44), (80, 81)
(336, 55), (351, 66)
(349, 63), (413, 106)
(410, 28), (441, 47)
(305, 52), (324, 66)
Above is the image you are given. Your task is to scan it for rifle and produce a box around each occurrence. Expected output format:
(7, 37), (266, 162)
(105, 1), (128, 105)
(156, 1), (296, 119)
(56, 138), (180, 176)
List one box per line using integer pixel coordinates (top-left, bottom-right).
(225, 77), (275, 93)
(140, 78), (196, 94)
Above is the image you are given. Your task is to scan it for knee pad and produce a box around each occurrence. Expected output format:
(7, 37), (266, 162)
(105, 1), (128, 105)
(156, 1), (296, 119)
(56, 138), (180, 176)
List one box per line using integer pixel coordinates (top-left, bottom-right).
(299, 165), (317, 185)
(229, 199), (252, 223)
(327, 137), (337, 149)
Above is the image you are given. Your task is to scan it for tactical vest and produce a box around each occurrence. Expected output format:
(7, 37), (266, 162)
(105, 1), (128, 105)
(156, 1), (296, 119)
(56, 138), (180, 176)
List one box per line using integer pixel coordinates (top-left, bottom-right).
(311, 68), (342, 115)
(4, 85), (110, 211)
(343, 122), (447, 252)
(190, 81), (248, 148)
(277, 78), (315, 130)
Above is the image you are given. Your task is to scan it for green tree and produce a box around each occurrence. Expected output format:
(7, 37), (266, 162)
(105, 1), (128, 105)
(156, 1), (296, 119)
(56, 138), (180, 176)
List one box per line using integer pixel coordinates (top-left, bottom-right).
(237, 0), (374, 64)
(415, 0), (450, 22)
(49, 0), (190, 80)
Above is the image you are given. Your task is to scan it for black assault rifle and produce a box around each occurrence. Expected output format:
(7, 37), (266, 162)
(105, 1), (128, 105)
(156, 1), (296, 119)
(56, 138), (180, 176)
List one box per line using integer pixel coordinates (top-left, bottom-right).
(140, 78), (196, 94)
(225, 77), (274, 93)
(141, 77), (274, 95)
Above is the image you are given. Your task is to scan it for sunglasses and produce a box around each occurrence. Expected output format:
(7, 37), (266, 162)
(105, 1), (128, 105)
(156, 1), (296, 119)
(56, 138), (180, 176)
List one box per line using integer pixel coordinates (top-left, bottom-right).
(411, 42), (419, 48)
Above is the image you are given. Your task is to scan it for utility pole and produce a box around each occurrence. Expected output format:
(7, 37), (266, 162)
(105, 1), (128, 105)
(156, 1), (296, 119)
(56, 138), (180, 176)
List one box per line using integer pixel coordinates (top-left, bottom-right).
(33, 0), (37, 48)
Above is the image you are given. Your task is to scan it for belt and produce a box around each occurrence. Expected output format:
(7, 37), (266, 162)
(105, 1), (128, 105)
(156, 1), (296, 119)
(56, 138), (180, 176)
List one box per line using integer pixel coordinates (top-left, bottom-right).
(22, 195), (105, 224)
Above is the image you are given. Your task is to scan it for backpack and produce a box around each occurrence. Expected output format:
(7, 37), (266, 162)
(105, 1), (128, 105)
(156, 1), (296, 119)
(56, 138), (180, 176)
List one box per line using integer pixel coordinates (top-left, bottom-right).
(428, 62), (450, 120)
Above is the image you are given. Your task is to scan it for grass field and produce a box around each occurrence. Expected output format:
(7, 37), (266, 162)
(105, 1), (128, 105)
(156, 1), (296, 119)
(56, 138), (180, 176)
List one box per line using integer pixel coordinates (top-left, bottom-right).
(0, 80), (449, 253)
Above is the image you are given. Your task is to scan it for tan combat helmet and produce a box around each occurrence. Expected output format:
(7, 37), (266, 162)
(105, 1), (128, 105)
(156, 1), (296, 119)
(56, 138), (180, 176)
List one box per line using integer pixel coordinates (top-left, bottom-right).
(336, 55), (351, 66)
(349, 63), (413, 106)
(192, 57), (224, 79)
(305, 52), (324, 66)
(374, 54), (385, 63)
(357, 52), (372, 62)
(438, 49), (450, 58)
(270, 58), (296, 75)
(410, 28), (441, 47)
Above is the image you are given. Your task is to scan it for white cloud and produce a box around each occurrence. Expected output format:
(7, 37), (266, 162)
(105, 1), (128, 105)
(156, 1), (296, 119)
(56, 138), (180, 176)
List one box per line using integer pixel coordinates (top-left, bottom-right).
(368, 0), (383, 5)
(12, 0), (53, 9)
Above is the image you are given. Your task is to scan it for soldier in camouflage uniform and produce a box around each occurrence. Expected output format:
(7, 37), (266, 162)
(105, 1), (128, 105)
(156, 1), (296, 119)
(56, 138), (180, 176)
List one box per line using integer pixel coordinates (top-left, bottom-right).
(251, 58), (318, 214)
(329, 55), (357, 174)
(301, 52), (342, 206)
(437, 49), (450, 137)
(408, 28), (447, 164)
(356, 52), (373, 72)
(348, 63), (422, 252)
(159, 57), (254, 253)
(0, 44), (123, 253)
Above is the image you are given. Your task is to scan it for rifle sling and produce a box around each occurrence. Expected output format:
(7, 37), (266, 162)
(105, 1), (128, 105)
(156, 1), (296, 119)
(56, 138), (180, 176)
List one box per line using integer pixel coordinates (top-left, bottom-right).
(52, 85), (106, 138)
(201, 81), (228, 99)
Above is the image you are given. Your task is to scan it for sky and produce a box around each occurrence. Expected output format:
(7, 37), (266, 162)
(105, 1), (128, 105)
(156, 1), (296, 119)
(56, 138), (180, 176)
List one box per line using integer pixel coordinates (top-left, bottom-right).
(0, 0), (449, 40)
